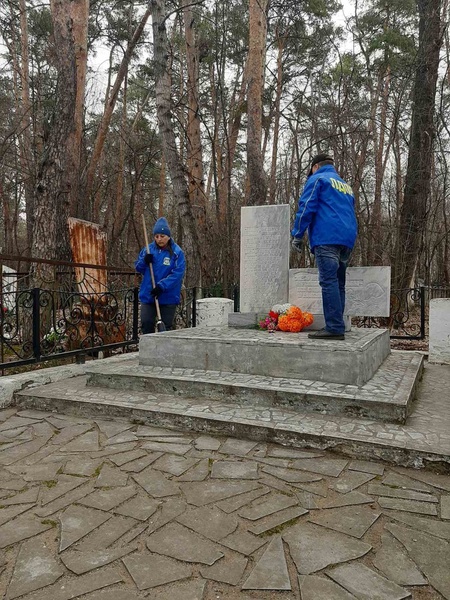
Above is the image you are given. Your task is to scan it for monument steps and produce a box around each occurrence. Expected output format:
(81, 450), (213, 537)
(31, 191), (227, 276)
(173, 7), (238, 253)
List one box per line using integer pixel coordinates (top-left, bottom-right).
(84, 352), (422, 424)
(12, 361), (447, 469)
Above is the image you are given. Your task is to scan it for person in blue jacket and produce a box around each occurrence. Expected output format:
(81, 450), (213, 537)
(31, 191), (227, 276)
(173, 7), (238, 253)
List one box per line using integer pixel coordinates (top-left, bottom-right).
(291, 154), (357, 340)
(135, 217), (186, 334)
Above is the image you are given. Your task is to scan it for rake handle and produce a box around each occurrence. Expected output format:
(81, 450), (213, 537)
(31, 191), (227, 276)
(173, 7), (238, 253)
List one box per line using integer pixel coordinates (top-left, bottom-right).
(141, 215), (164, 325)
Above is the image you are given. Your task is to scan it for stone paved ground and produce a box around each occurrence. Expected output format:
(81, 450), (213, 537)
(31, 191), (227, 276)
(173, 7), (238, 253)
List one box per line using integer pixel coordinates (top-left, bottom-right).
(1, 405), (450, 600)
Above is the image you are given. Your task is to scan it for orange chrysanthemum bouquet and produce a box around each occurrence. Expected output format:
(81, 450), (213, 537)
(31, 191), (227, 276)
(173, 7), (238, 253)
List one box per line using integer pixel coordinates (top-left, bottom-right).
(259, 303), (314, 333)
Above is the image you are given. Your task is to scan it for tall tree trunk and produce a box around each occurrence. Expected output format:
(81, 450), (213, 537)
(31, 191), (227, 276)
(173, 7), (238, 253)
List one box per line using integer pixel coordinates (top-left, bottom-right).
(182, 0), (206, 239)
(268, 28), (284, 205)
(150, 0), (202, 287)
(393, 0), (443, 291)
(246, 0), (268, 206)
(84, 6), (151, 201)
(31, 0), (89, 280)
(18, 0), (35, 253)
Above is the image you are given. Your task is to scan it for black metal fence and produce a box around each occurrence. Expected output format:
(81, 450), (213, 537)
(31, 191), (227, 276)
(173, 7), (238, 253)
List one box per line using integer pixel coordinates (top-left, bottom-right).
(1, 261), (448, 374)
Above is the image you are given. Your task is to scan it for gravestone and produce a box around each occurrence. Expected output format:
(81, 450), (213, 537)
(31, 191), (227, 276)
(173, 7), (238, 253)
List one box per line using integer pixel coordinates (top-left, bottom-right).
(289, 267), (391, 318)
(239, 205), (290, 313)
(429, 298), (450, 364)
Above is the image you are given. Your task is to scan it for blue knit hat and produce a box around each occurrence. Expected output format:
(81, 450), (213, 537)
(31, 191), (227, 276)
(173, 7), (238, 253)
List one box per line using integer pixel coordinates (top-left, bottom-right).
(153, 217), (171, 237)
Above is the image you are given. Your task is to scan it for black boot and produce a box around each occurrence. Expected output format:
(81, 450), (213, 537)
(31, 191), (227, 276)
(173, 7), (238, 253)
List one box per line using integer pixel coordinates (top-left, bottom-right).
(308, 328), (345, 340)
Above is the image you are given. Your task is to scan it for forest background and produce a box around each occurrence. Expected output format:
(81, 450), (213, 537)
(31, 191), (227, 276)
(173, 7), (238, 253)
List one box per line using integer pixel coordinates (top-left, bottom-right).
(0, 0), (448, 294)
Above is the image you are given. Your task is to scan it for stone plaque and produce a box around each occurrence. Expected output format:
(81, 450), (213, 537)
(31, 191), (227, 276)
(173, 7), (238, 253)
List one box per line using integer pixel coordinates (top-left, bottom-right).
(289, 267), (391, 317)
(240, 205), (290, 313)
(429, 298), (450, 365)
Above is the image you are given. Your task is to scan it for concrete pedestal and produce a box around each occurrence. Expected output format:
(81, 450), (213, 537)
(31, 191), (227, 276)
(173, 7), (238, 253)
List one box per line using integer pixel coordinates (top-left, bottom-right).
(196, 298), (234, 327)
(139, 327), (390, 387)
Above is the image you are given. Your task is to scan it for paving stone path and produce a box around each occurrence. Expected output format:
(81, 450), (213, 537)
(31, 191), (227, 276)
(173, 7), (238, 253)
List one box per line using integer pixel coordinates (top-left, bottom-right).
(1, 407), (450, 599)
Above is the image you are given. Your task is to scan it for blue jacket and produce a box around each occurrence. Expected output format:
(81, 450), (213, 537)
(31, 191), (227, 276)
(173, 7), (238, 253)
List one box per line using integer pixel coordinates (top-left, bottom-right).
(292, 165), (357, 251)
(135, 240), (186, 305)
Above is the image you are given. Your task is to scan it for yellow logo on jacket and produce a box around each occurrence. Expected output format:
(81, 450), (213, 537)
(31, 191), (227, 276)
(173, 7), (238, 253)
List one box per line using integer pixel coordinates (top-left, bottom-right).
(330, 178), (353, 196)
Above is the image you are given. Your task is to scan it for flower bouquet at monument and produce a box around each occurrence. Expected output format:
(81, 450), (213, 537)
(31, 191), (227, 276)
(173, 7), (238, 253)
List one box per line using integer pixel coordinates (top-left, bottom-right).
(259, 303), (314, 333)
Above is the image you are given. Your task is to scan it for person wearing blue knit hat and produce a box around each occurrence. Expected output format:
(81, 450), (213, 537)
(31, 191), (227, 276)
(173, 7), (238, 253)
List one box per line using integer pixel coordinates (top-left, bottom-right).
(135, 217), (186, 333)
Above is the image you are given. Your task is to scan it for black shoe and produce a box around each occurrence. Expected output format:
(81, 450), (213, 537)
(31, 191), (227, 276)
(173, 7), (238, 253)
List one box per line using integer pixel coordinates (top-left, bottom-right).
(308, 328), (345, 340)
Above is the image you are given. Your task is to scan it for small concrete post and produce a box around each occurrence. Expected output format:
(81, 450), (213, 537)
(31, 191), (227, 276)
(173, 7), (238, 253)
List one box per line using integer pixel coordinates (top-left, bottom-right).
(196, 298), (234, 327)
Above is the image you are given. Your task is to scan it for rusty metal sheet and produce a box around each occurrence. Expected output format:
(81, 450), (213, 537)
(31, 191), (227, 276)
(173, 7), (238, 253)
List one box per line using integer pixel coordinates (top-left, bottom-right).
(68, 218), (107, 297)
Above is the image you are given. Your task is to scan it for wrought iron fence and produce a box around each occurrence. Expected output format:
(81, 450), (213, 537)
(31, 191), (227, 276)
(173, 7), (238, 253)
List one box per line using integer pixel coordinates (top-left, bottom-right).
(1, 260), (445, 374)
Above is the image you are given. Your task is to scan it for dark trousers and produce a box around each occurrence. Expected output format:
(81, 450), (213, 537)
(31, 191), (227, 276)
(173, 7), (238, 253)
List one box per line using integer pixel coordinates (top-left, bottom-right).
(141, 303), (177, 334)
(314, 244), (352, 334)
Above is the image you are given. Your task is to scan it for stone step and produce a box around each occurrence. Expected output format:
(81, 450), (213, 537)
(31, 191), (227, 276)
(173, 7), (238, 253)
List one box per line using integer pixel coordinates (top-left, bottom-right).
(13, 362), (449, 469)
(85, 351), (423, 424)
(138, 327), (391, 387)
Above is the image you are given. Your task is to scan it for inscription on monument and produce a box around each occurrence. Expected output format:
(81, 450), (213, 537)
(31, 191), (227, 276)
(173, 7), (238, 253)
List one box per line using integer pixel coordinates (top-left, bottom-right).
(289, 267), (391, 317)
(240, 205), (290, 312)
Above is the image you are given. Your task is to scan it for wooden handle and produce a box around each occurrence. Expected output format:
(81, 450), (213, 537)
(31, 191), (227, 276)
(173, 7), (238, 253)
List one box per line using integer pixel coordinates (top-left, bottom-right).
(142, 214), (150, 253)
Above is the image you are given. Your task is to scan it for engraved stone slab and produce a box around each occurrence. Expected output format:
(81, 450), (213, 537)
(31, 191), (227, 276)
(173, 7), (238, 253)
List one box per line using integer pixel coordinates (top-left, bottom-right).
(429, 298), (450, 364)
(6, 538), (64, 600)
(373, 532), (427, 586)
(298, 575), (358, 600)
(308, 505), (380, 538)
(283, 522), (372, 574)
(146, 522), (224, 564)
(289, 266), (391, 316)
(240, 205), (290, 312)
(327, 563), (411, 600)
(242, 536), (291, 590)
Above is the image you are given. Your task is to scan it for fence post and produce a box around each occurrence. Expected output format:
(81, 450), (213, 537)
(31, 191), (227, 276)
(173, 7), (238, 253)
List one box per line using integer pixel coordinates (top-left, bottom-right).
(192, 287), (197, 327)
(32, 288), (41, 361)
(132, 287), (139, 341)
(420, 286), (425, 339)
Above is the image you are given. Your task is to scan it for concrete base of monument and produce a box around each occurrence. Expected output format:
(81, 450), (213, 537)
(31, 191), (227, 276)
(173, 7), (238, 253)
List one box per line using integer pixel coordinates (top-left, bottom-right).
(138, 327), (390, 387)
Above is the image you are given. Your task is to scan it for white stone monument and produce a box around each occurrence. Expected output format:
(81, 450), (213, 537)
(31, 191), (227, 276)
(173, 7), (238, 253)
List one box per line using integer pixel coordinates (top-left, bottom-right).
(239, 205), (290, 313)
(196, 297), (234, 327)
(1, 265), (17, 311)
(429, 298), (450, 364)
